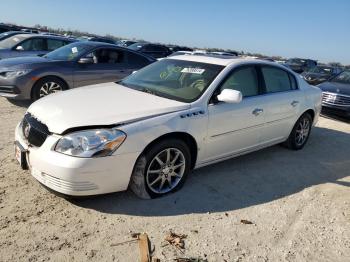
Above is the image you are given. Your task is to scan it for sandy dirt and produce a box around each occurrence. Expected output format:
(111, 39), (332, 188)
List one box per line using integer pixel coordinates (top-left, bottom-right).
(0, 98), (349, 262)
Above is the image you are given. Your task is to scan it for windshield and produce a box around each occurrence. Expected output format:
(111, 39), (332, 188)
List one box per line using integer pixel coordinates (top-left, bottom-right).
(287, 58), (306, 65)
(0, 35), (28, 49)
(331, 71), (350, 84)
(128, 43), (144, 50)
(306, 66), (333, 75)
(119, 59), (224, 103)
(44, 43), (91, 61)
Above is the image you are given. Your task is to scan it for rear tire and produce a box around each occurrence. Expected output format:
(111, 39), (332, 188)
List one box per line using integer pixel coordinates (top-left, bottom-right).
(129, 139), (191, 199)
(32, 77), (68, 101)
(284, 113), (312, 150)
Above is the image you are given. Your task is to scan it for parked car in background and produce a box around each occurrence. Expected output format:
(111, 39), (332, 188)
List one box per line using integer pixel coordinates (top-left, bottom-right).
(0, 41), (155, 101)
(14, 55), (321, 198)
(128, 42), (172, 58)
(211, 51), (238, 57)
(0, 34), (75, 60)
(318, 70), (350, 117)
(301, 65), (343, 85)
(78, 36), (116, 45)
(167, 45), (193, 52)
(0, 24), (16, 33)
(0, 31), (31, 41)
(117, 39), (137, 47)
(285, 58), (317, 73)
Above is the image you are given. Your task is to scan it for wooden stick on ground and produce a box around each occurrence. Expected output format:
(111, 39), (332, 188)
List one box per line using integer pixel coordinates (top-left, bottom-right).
(139, 233), (151, 262)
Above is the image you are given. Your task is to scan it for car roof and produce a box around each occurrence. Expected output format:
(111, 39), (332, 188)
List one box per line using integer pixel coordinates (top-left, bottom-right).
(13, 33), (74, 41)
(166, 54), (285, 68)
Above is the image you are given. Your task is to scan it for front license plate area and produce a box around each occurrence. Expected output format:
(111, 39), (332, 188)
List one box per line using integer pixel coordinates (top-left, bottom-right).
(14, 141), (28, 170)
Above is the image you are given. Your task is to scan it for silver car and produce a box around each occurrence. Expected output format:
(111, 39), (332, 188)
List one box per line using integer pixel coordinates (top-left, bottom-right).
(0, 34), (75, 60)
(0, 41), (155, 101)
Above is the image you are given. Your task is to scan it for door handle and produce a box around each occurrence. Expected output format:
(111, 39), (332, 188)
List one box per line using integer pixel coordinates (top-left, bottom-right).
(291, 100), (299, 107)
(252, 108), (263, 116)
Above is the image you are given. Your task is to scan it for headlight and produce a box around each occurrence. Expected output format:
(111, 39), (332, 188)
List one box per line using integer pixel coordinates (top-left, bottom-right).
(55, 129), (126, 158)
(0, 70), (30, 79)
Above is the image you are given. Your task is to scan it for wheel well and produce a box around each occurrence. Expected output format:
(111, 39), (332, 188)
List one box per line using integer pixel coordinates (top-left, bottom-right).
(141, 132), (198, 169)
(304, 109), (315, 121)
(31, 75), (69, 100)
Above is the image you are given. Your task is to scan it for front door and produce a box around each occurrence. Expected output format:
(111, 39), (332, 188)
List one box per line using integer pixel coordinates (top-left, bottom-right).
(204, 66), (267, 163)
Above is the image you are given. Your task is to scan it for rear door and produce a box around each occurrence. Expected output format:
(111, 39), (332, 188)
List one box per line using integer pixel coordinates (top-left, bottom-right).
(205, 65), (268, 162)
(259, 65), (303, 144)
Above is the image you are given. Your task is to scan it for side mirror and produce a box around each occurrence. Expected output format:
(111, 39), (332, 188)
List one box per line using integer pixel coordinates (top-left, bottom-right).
(78, 57), (94, 64)
(16, 46), (24, 51)
(217, 89), (242, 104)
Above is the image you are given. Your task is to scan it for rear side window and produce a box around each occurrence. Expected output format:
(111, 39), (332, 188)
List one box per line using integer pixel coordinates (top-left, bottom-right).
(220, 66), (259, 97)
(126, 51), (150, 67)
(47, 39), (66, 51)
(261, 66), (296, 93)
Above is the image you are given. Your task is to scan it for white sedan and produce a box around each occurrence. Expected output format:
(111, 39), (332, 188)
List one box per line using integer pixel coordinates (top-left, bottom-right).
(14, 55), (322, 198)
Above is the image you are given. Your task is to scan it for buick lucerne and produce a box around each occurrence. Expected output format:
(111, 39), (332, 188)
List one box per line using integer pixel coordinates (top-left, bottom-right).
(14, 55), (322, 198)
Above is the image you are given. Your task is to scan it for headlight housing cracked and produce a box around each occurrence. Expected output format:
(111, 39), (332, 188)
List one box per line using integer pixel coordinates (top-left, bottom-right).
(0, 70), (31, 79)
(55, 129), (126, 158)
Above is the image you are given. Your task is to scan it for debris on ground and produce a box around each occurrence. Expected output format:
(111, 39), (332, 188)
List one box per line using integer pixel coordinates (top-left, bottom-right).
(110, 232), (140, 247)
(139, 233), (151, 262)
(164, 231), (187, 251)
(240, 219), (254, 225)
(174, 258), (208, 262)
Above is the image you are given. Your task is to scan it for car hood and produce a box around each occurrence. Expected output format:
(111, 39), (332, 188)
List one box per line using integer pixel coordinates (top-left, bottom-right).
(318, 81), (350, 96)
(27, 83), (191, 134)
(0, 56), (49, 69)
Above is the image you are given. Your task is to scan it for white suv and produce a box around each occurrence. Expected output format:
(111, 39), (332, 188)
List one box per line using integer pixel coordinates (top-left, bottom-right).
(15, 55), (322, 198)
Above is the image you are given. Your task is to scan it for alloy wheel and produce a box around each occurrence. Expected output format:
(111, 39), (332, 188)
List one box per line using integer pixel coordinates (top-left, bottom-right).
(39, 82), (62, 98)
(295, 117), (310, 146)
(146, 148), (186, 194)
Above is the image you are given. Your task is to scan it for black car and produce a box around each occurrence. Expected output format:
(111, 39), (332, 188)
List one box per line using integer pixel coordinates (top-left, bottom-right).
(0, 24), (18, 33)
(167, 45), (193, 52)
(117, 40), (137, 47)
(318, 70), (350, 118)
(78, 36), (116, 45)
(301, 65), (343, 85)
(285, 58), (317, 73)
(128, 42), (172, 58)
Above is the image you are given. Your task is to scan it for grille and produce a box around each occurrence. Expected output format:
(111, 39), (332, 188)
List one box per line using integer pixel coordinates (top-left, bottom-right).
(22, 113), (50, 147)
(322, 92), (350, 106)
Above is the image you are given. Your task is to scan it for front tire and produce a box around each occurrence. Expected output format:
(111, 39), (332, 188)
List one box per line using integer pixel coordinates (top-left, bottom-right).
(129, 139), (191, 199)
(284, 113), (313, 150)
(32, 77), (68, 101)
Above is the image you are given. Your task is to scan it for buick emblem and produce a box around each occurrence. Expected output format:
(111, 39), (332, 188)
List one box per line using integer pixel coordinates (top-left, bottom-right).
(24, 123), (31, 138)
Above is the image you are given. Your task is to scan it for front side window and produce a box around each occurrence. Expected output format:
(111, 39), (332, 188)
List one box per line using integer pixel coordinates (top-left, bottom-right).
(20, 38), (46, 51)
(119, 59), (224, 103)
(220, 67), (259, 97)
(261, 66), (294, 93)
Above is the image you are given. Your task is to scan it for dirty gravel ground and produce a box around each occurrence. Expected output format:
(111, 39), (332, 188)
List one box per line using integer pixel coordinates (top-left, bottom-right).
(0, 98), (349, 262)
